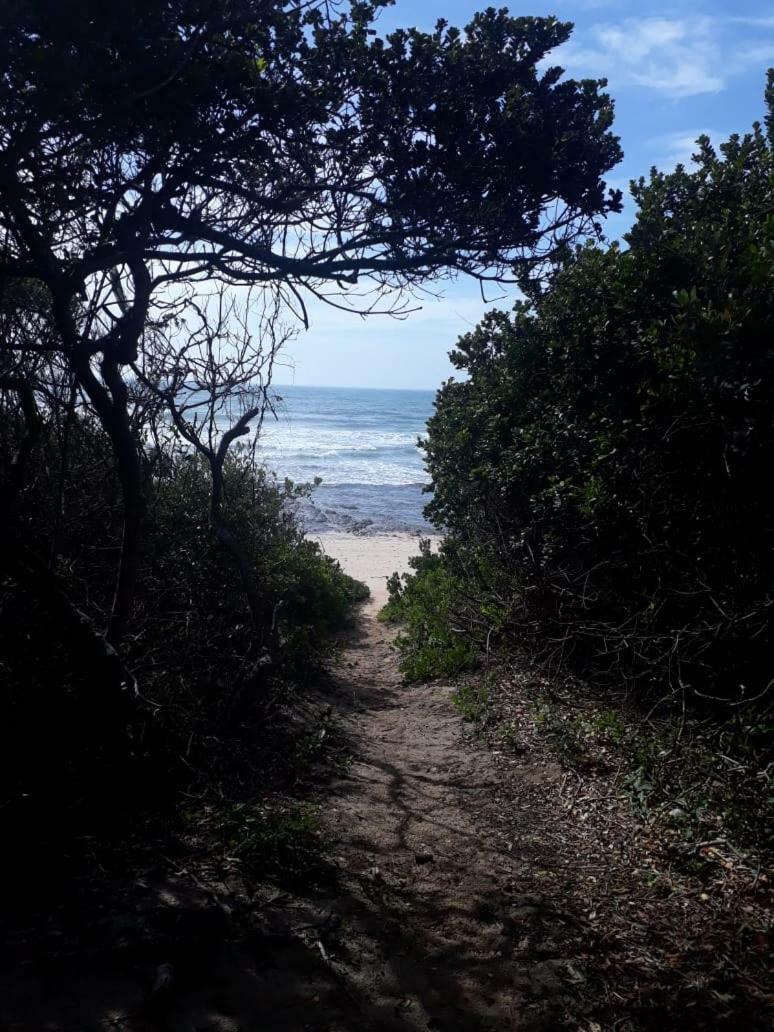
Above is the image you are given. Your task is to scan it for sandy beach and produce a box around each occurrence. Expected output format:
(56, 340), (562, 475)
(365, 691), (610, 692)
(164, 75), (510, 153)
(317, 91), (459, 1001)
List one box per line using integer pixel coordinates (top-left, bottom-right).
(314, 531), (436, 612)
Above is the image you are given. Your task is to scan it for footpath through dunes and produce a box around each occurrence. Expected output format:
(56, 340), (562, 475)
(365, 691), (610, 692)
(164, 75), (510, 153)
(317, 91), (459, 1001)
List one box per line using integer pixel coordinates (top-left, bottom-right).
(3, 534), (581, 1032)
(306, 599), (587, 1031)
(286, 534), (774, 1032)
(277, 529), (599, 1030)
(4, 536), (770, 1030)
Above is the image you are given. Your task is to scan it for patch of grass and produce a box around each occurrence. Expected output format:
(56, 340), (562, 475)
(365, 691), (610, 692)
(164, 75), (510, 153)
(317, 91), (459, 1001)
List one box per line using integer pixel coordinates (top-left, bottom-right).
(528, 702), (628, 768)
(452, 681), (489, 723)
(396, 634), (476, 683)
(212, 800), (324, 884)
(498, 722), (521, 750)
(591, 709), (626, 744)
(525, 688), (773, 861)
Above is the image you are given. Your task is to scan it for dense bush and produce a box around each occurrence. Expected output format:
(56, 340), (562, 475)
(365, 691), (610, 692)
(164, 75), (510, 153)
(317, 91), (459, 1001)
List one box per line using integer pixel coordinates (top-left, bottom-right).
(393, 101), (774, 708)
(0, 409), (367, 856)
(380, 539), (476, 682)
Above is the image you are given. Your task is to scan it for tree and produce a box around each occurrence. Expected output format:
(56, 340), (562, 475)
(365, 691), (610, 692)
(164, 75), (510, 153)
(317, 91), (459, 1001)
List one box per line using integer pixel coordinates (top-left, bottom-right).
(0, 0), (621, 641)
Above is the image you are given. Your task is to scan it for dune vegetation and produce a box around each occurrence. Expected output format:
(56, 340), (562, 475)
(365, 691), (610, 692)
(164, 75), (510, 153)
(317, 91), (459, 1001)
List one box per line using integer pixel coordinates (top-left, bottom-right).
(1, 3), (772, 1028)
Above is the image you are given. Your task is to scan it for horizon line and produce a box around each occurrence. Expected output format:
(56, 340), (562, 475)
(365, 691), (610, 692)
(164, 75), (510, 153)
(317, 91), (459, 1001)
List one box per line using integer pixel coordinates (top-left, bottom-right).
(271, 382), (442, 393)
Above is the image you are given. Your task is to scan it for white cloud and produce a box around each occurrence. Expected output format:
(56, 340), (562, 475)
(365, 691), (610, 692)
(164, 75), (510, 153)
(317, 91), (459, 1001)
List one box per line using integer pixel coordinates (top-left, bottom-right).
(558, 17), (723, 97)
(730, 16), (774, 30)
(730, 43), (774, 71)
(556, 14), (774, 98)
(648, 129), (725, 169)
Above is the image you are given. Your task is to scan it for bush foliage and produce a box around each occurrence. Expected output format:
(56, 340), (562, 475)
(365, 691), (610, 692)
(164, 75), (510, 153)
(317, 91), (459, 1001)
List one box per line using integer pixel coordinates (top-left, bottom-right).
(0, 410), (367, 857)
(380, 539), (476, 682)
(393, 94), (774, 710)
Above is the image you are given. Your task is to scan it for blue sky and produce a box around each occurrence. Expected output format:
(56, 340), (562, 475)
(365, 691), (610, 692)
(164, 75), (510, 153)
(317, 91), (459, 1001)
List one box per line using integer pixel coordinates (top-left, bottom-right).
(279, 0), (774, 390)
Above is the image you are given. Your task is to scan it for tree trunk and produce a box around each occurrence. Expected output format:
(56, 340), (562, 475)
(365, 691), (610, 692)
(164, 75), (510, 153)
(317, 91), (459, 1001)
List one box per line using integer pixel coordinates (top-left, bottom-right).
(210, 459), (265, 644)
(107, 425), (144, 645)
(0, 376), (136, 712)
(73, 352), (145, 645)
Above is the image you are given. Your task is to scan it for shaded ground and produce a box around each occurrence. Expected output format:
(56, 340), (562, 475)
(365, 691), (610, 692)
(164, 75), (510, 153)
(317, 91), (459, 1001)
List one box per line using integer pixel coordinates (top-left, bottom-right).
(307, 615), (590, 1031)
(2, 608), (771, 1030)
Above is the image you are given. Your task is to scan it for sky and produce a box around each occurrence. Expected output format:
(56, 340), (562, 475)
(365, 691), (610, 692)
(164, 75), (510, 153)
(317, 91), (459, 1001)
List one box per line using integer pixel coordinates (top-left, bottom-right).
(279, 0), (774, 390)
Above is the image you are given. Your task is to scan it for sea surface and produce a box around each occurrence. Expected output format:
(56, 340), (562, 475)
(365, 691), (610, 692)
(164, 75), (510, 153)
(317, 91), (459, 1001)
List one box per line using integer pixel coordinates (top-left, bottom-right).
(257, 385), (436, 534)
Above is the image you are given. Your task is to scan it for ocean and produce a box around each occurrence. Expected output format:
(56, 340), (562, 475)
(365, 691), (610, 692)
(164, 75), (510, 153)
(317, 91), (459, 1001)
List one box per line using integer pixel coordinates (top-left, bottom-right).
(257, 384), (436, 534)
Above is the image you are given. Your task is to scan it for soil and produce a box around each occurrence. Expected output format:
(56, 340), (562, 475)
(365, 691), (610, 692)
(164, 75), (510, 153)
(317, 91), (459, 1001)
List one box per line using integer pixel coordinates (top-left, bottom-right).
(303, 614), (576, 1031)
(2, 607), (771, 1031)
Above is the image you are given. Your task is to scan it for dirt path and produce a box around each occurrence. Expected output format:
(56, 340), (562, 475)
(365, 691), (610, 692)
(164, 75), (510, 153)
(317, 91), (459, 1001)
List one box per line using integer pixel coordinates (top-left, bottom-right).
(1, 609), (578, 1032)
(306, 612), (577, 1031)
(284, 611), (774, 1032)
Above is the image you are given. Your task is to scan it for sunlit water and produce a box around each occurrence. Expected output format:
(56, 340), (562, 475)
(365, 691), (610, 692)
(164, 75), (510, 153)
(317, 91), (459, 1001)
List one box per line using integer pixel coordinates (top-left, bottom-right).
(256, 384), (436, 534)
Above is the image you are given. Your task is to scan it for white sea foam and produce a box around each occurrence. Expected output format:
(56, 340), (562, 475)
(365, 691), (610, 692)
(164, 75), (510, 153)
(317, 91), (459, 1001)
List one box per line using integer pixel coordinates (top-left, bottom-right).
(256, 385), (435, 530)
(256, 389), (431, 490)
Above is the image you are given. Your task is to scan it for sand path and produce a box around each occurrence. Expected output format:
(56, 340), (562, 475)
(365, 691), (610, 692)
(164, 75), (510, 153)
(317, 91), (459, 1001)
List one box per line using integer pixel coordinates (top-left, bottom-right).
(273, 532), (574, 1029)
(307, 611), (546, 1030)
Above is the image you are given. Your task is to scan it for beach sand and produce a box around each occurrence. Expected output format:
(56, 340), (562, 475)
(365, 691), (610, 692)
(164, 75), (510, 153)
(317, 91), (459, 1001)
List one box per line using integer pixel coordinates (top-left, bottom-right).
(314, 531), (435, 613)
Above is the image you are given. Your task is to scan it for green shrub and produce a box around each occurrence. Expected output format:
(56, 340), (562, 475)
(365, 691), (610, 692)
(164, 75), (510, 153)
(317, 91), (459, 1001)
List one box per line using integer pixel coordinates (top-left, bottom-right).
(452, 681), (489, 723)
(379, 539), (476, 681)
(416, 100), (774, 709)
(0, 413), (368, 852)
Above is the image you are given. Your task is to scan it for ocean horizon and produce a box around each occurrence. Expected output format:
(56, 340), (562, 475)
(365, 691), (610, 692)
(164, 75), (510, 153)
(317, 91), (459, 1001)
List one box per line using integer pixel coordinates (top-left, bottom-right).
(258, 383), (437, 535)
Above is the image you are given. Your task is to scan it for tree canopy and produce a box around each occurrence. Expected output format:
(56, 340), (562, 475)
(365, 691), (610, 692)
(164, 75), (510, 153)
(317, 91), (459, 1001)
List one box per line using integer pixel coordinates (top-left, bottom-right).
(0, 1), (621, 320)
